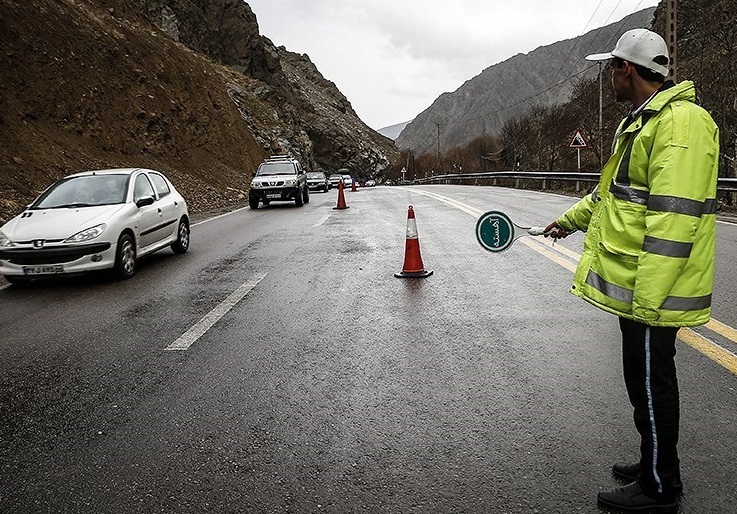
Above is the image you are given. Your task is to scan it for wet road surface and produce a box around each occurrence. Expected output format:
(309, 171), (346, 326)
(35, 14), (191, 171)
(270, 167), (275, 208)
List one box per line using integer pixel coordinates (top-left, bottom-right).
(1, 185), (736, 513)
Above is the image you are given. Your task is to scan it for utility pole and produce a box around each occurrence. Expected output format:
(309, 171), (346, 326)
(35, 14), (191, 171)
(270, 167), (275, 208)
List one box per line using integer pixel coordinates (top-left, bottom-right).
(665, 0), (678, 81)
(598, 61), (603, 167)
(482, 119), (486, 172)
(436, 123), (441, 172)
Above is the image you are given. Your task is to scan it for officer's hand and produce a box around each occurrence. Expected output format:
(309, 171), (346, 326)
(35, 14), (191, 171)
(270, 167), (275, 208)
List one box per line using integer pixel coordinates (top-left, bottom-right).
(544, 221), (570, 239)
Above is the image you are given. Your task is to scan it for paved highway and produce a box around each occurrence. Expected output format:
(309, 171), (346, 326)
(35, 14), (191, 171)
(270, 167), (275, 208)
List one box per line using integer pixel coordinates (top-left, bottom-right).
(1, 185), (736, 513)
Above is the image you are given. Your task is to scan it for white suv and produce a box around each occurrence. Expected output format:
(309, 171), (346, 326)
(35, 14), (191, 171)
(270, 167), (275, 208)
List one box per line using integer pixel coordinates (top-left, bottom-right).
(249, 156), (310, 209)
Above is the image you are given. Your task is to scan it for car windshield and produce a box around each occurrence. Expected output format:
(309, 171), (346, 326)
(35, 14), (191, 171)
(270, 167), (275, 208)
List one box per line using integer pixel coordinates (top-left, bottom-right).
(32, 174), (129, 209)
(256, 162), (296, 176)
(307, 173), (325, 179)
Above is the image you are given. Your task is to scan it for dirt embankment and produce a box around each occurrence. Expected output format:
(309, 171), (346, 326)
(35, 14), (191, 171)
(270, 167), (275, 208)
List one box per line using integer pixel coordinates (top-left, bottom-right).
(0, 0), (268, 224)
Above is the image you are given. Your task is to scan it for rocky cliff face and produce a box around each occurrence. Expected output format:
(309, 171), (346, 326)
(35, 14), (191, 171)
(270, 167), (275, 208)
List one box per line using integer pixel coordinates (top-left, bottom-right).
(134, 0), (398, 176)
(0, 0), (398, 223)
(395, 8), (655, 154)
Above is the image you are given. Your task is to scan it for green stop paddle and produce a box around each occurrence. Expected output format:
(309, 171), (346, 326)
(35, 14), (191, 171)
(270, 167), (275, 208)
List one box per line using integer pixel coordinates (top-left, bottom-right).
(475, 210), (550, 252)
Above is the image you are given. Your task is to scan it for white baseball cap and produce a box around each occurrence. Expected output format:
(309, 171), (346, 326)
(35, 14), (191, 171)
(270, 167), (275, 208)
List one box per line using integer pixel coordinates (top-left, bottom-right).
(586, 28), (669, 77)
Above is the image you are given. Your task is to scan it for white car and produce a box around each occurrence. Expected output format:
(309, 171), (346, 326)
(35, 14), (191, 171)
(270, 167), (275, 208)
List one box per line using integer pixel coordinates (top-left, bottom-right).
(0, 168), (190, 283)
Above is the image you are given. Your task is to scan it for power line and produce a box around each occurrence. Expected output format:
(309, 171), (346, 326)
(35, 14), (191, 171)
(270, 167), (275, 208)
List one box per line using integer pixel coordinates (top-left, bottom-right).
(413, 1), (658, 155)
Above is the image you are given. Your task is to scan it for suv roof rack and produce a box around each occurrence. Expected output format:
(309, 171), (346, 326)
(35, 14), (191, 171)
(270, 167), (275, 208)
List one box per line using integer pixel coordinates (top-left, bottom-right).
(266, 154), (292, 161)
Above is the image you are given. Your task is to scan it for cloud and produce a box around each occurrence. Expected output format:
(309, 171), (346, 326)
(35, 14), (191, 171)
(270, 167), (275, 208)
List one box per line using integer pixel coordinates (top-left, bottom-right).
(247, 0), (660, 129)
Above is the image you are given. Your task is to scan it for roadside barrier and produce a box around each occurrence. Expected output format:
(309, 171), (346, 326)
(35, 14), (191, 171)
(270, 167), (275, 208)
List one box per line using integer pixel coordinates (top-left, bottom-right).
(395, 205), (433, 278)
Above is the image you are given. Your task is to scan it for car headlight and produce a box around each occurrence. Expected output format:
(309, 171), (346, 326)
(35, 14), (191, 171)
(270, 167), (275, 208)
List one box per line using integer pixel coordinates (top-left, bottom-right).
(0, 230), (14, 248)
(64, 224), (106, 243)
(284, 179), (296, 187)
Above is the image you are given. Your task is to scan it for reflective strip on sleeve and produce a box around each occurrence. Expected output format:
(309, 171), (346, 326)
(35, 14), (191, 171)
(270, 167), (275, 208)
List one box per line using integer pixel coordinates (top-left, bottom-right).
(643, 236), (693, 258)
(648, 195), (718, 217)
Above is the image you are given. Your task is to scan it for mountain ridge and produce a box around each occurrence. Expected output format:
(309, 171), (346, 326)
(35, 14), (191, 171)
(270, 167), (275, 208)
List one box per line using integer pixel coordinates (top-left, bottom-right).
(395, 8), (656, 154)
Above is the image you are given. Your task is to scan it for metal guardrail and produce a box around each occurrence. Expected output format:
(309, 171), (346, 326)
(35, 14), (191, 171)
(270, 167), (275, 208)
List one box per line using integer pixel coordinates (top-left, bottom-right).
(409, 171), (737, 193)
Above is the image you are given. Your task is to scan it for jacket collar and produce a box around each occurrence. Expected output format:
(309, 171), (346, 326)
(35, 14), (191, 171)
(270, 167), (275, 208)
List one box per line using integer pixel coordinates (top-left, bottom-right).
(643, 80), (696, 113)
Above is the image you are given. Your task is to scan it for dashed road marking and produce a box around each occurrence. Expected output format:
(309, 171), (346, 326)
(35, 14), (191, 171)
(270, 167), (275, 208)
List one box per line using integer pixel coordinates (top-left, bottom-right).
(165, 272), (267, 351)
(313, 214), (331, 227)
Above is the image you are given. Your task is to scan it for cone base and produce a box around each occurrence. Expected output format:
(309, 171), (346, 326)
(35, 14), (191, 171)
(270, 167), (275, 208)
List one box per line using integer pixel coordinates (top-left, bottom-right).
(332, 206), (350, 210)
(394, 269), (434, 278)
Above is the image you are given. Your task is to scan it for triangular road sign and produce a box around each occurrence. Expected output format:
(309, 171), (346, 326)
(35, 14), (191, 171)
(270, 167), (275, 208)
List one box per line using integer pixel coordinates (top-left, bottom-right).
(569, 129), (588, 148)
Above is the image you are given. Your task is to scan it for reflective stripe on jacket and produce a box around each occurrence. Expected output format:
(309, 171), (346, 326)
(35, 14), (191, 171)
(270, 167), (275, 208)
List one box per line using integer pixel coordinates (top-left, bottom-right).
(557, 81), (720, 327)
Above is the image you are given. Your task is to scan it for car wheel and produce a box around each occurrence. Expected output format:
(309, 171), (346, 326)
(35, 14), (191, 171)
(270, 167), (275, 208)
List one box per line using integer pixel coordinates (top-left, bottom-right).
(295, 187), (304, 206)
(249, 192), (260, 209)
(171, 218), (190, 254)
(304, 186), (310, 204)
(115, 233), (136, 280)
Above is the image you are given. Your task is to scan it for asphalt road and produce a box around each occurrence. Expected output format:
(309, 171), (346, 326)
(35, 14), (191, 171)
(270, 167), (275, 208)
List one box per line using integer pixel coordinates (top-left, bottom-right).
(1, 185), (736, 513)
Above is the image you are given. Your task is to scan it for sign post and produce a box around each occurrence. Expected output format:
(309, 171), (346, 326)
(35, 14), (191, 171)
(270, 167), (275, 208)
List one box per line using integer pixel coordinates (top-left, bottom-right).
(569, 129), (588, 170)
(569, 130), (589, 192)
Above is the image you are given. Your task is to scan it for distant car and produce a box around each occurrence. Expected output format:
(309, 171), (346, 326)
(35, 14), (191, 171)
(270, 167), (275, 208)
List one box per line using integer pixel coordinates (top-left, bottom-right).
(306, 171), (329, 192)
(342, 175), (353, 187)
(0, 168), (190, 283)
(365, 180), (376, 187)
(328, 174), (343, 189)
(249, 155), (309, 209)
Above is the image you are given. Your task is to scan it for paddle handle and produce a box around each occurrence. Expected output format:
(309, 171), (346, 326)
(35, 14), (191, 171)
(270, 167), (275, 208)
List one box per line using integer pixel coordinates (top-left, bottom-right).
(526, 226), (551, 236)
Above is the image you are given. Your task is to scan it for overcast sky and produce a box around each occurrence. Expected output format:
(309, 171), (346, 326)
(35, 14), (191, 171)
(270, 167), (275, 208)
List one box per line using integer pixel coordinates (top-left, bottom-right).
(247, 1), (660, 131)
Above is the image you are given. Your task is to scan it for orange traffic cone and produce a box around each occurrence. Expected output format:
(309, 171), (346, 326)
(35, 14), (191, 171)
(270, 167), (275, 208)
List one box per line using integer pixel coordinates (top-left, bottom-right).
(351, 180), (358, 192)
(333, 180), (350, 210)
(395, 205), (433, 278)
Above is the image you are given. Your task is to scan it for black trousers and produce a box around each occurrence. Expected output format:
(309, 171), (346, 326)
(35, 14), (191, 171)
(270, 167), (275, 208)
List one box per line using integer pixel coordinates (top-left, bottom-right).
(619, 317), (683, 499)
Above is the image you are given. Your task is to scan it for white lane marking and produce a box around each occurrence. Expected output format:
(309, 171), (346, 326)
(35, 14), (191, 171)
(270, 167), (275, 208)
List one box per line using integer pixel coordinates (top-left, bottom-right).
(192, 207), (249, 227)
(313, 214), (331, 227)
(519, 238), (578, 273)
(165, 272), (267, 351)
(404, 187), (737, 374)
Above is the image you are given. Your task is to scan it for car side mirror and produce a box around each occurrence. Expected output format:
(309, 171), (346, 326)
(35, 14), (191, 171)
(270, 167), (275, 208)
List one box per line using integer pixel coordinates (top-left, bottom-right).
(136, 196), (155, 208)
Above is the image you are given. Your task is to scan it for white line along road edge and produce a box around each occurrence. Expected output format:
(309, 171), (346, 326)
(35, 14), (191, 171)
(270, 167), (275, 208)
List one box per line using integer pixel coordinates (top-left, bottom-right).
(165, 272), (268, 351)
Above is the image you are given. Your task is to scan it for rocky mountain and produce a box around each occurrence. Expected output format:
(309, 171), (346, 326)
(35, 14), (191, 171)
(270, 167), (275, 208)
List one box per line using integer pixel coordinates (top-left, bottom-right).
(395, 8), (656, 154)
(0, 0), (399, 224)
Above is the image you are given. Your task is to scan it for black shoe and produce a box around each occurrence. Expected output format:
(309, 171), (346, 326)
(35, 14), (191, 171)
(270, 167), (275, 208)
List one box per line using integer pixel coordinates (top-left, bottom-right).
(597, 482), (677, 513)
(612, 462), (641, 482)
(612, 462), (683, 497)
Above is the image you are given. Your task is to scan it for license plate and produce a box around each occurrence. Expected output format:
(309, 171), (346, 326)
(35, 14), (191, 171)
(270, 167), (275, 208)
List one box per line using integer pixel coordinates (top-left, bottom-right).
(22, 265), (64, 275)
(266, 193), (282, 199)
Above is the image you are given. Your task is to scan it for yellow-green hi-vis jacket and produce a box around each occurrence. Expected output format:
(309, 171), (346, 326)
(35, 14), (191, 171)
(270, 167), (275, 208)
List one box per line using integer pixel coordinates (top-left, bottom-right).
(557, 80), (720, 327)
